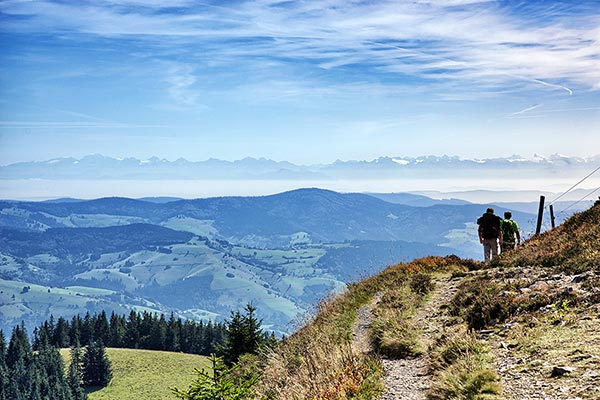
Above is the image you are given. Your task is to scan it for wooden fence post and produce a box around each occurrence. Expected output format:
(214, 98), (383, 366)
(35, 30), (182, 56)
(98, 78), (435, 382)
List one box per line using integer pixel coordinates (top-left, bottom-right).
(535, 195), (545, 235)
(549, 204), (556, 229)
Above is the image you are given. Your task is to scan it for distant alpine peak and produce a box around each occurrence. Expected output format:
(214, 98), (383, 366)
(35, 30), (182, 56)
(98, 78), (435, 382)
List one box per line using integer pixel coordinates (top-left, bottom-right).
(13, 153), (599, 167)
(2, 153), (598, 182)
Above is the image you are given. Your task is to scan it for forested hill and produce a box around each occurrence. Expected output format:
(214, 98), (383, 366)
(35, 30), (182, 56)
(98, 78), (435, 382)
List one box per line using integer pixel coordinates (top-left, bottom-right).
(0, 188), (535, 335)
(0, 189), (532, 244)
(0, 224), (193, 257)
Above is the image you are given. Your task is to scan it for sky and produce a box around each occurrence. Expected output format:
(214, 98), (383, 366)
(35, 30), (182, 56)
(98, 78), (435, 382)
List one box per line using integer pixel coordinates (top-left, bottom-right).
(1, 0), (600, 166)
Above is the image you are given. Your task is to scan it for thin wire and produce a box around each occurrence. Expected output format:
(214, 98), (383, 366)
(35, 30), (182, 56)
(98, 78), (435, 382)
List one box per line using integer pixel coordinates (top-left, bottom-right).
(558, 185), (600, 214)
(548, 165), (600, 206)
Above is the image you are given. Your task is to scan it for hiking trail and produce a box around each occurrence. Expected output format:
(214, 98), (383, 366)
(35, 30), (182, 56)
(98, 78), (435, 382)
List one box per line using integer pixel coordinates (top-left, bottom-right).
(352, 274), (462, 399)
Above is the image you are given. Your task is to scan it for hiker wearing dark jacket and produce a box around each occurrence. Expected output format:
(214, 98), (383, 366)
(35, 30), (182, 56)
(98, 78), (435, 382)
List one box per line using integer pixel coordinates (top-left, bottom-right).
(500, 211), (520, 252)
(477, 207), (503, 262)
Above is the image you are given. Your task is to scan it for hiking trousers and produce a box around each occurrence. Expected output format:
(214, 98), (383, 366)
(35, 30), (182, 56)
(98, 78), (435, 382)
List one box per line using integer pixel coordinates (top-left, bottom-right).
(483, 238), (498, 262)
(501, 242), (516, 253)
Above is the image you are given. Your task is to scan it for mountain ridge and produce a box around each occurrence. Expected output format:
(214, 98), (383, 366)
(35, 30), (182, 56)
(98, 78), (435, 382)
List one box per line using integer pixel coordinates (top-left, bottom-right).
(2, 153), (598, 180)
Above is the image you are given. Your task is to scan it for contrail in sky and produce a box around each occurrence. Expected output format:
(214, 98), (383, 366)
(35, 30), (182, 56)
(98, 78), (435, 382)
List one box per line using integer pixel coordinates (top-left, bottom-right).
(509, 103), (542, 116)
(532, 79), (573, 96)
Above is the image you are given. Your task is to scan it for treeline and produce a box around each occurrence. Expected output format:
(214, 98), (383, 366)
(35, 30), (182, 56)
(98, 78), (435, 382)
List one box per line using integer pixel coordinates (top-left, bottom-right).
(2, 306), (277, 400)
(0, 324), (110, 400)
(32, 310), (227, 355)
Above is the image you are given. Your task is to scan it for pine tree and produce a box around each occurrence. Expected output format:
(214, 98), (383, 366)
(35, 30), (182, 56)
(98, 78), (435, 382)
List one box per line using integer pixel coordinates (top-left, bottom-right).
(0, 330), (8, 400)
(165, 312), (181, 352)
(80, 313), (94, 345)
(94, 311), (110, 345)
(6, 324), (30, 400)
(67, 343), (87, 400)
(108, 312), (126, 348)
(220, 304), (267, 365)
(54, 317), (71, 348)
(157, 314), (169, 350)
(171, 354), (257, 400)
(6, 323), (30, 369)
(124, 311), (141, 348)
(69, 316), (82, 346)
(32, 342), (73, 400)
(82, 340), (112, 388)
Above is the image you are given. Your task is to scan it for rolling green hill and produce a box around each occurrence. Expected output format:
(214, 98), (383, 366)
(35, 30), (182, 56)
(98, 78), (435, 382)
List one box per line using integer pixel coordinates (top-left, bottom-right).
(0, 189), (535, 334)
(61, 348), (210, 400)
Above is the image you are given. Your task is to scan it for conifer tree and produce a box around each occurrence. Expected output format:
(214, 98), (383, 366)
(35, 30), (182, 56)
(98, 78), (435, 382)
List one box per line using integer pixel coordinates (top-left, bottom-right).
(6, 324), (30, 399)
(165, 312), (181, 352)
(82, 340), (112, 387)
(94, 311), (110, 345)
(6, 323), (30, 369)
(171, 354), (257, 400)
(54, 317), (71, 348)
(0, 330), (7, 400)
(67, 342), (87, 400)
(80, 313), (94, 345)
(220, 304), (268, 365)
(108, 312), (126, 348)
(69, 316), (82, 346)
(32, 342), (73, 400)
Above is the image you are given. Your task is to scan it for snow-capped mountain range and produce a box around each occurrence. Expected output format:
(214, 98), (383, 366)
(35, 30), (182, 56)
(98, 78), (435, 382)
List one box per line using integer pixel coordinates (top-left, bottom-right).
(1, 154), (598, 180)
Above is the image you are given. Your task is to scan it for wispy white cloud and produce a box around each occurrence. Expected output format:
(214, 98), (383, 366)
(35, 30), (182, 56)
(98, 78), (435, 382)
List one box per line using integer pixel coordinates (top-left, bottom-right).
(0, 121), (168, 129)
(1, 0), (599, 99)
(163, 62), (200, 107)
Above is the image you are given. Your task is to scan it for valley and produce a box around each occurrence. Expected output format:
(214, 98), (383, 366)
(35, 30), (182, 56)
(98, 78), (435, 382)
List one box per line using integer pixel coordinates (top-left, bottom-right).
(0, 188), (536, 334)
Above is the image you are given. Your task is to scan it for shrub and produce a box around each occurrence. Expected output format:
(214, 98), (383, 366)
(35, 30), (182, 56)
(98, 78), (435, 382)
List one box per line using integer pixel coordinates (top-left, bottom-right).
(450, 279), (513, 330)
(171, 354), (258, 400)
(410, 273), (435, 295)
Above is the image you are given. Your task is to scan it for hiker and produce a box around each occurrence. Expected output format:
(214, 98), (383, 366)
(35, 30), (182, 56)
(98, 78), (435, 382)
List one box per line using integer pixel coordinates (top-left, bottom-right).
(500, 211), (520, 253)
(477, 207), (503, 262)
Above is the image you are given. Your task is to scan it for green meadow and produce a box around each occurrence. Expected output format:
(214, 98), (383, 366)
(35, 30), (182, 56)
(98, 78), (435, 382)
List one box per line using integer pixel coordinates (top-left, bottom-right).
(61, 348), (210, 400)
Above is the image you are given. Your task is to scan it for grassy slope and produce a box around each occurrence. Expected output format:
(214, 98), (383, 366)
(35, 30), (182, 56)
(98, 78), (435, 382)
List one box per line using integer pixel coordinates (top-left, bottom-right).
(61, 348), (209, 400)
(256, 202), (600, 399)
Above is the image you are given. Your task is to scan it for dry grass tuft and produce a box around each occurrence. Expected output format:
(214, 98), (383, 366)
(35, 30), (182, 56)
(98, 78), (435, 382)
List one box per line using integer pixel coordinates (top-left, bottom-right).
(428, 334), (501, 400)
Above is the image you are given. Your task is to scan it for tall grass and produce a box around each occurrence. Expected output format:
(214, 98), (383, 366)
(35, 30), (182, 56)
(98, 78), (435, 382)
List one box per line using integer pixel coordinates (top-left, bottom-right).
(255, 256), (469, 399)
(255, 284), (382, 399)
(427, 333), (500, 400)
(496, 203), (600, 273)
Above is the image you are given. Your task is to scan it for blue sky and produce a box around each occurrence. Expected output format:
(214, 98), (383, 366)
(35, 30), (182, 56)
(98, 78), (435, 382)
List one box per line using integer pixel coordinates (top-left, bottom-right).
(1, 0), (599, 165)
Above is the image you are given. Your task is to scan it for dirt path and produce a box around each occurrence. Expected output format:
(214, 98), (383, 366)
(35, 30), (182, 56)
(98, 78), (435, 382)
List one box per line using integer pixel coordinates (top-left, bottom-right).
(352, 275), (462, 400)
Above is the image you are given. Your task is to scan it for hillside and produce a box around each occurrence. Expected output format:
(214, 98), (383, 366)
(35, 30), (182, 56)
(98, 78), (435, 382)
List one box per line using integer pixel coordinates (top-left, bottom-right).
(252, 201), (600, 399)
(3, 189), (531, 333)
(60, 348), (209, 400)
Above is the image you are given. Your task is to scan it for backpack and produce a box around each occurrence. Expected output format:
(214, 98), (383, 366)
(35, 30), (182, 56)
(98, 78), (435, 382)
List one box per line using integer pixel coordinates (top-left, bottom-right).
(501, 219), (516, 243)
(477, 213), (500, 239)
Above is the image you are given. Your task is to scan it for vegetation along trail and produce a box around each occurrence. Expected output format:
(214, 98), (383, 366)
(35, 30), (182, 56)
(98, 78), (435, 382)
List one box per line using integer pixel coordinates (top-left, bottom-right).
(352, 273), (465, 399)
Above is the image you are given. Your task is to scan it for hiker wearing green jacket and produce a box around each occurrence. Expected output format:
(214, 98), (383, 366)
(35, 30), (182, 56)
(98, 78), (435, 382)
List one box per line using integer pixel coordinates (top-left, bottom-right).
(501, 211), (520, 253)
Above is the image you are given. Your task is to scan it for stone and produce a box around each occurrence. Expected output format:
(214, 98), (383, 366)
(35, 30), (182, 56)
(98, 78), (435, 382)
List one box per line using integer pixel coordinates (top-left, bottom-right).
(572, 272), (593, 283)
(530, 281), (550, 291)
(571, 355), (592, 363)
(551, 366), (575, 377)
